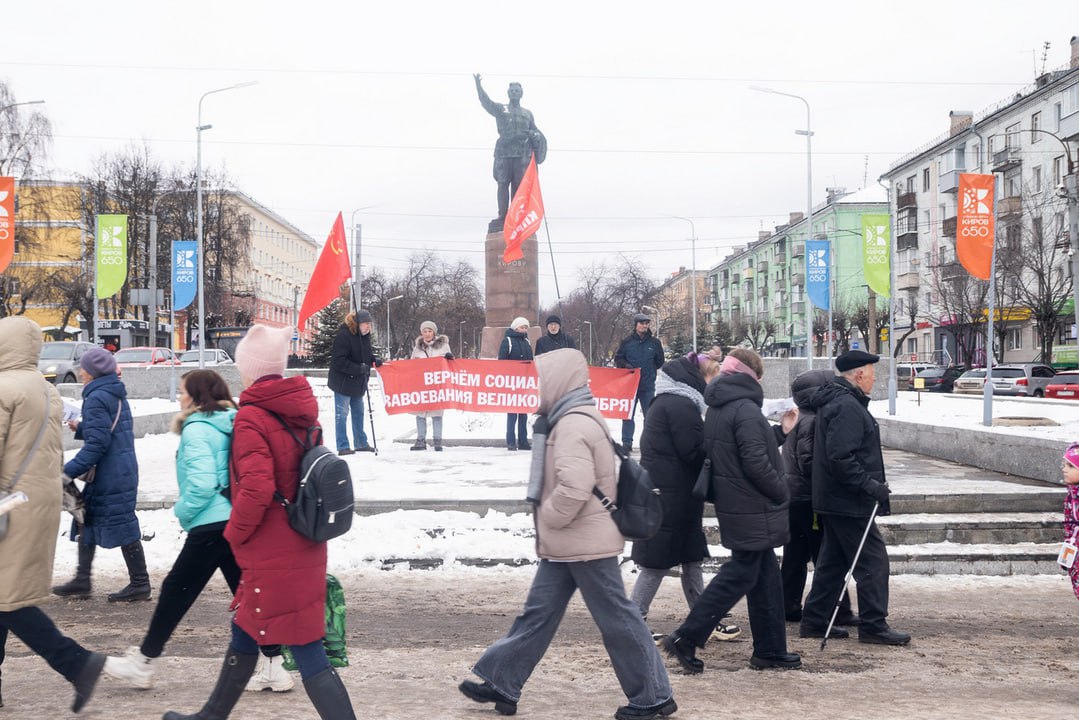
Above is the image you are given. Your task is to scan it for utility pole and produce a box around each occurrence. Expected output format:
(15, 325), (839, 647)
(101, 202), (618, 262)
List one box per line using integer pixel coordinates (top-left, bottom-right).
(867, 287), (878, 354)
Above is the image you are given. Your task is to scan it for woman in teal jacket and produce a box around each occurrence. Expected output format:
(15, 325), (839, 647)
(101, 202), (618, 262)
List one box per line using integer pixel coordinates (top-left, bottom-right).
(105, 370), (254, 689)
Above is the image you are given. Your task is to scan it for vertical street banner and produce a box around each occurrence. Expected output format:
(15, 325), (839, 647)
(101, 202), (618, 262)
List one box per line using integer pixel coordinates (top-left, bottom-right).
(956, 173), (996, 280)
(861, 214), (891, 297)
(0, 176), (14, 274)
(503, 153), (544, 263)
(96, 214), (128, 299)
(172, 240), (198, 311)
(805, 238), (830, 310)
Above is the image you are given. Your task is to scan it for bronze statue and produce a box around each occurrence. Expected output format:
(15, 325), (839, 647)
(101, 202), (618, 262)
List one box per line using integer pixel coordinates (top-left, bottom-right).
(474, 74), (547, 233)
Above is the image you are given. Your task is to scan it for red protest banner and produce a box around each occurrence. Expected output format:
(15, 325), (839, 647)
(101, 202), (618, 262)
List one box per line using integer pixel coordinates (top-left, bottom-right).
(0, 177), (15, 274)
(376, 358), (639, 419)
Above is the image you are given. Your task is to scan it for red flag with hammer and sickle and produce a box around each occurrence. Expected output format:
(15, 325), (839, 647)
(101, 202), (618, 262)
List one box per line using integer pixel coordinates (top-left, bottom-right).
(503, 153), (544, 262)
(298, 212), (352, 330)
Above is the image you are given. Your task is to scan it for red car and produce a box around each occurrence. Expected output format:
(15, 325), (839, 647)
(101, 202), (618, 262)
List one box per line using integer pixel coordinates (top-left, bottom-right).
(1046, 370), (1079, 399)
(113, 346), (180, 368)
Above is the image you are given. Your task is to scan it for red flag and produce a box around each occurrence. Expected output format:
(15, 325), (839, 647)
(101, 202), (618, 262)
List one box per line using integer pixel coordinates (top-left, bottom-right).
(298, 212), (351, 330)
(503, 153), (544, 263)
(956, 173), (996, 280)
(0, 177), (14, 274)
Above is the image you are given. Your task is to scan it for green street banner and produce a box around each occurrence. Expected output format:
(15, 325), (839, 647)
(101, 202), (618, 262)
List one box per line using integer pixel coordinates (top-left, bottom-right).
(861, 214), (891, 298)
(96, 214), (128, 299)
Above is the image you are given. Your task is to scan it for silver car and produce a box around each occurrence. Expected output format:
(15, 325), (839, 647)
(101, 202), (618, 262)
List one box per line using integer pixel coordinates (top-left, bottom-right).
(953, 369), (986, 395)
(989, 364), (1056, 397)
(179, 349), (234, 366)
(38, 341), (97, 384)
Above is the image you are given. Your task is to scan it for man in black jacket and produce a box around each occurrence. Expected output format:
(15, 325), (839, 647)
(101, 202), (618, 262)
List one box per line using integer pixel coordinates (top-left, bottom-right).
(614, 314), (665, 453)
(328, 310), (380, 455)
(533, 315), (576, 356)
(798, 350), (910, 646)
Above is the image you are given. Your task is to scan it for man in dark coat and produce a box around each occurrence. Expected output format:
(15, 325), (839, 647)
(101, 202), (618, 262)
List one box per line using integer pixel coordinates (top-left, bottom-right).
(533, 315), (576, 356)
(498, 317), (534, 450)
(328, 310), (380, 455)
(662, 349), (799, 673)
(799, 350), (910, 646)
(779, 369), (855, 624)
(614, 313), (665, 453)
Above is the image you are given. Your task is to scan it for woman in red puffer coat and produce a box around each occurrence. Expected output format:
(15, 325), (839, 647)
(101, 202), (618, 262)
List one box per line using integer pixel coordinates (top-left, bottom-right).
(163, 324), (356, 720)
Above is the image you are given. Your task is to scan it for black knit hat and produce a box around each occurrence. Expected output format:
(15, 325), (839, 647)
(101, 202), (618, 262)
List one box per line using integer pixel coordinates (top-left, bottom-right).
(545, 315), (561, 326)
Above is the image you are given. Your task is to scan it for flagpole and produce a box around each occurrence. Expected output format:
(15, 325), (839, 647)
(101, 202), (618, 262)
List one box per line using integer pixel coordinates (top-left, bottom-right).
(983, 238), (997, 427)
(542, 216), (563, 319)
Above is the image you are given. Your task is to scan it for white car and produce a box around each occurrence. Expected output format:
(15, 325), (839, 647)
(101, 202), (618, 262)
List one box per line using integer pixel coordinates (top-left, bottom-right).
(179, 349), (234, 366)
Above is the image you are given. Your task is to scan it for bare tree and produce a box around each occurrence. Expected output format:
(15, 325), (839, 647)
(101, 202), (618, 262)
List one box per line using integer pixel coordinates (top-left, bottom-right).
(929, 242), (989, 366)
(0, 82), (52, 177)
(560, 256), (659, 362)
(742, 319), (777, 352)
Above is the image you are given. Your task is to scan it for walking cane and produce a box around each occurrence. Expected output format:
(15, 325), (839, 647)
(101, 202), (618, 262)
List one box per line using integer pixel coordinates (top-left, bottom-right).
(821, 502), (880, 651)
(366, 374), (379, 455)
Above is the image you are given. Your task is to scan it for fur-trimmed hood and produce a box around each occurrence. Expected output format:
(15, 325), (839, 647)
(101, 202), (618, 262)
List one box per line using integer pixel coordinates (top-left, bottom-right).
(413, 334), (451, 354)
(171, 399), (238, 434)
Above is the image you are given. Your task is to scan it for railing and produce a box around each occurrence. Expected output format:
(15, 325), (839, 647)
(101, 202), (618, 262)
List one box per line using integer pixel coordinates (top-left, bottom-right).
(792, 301), (806, 314)
(791, 243), (805, 257)
(791, 272), (805, 286)
(997, 195), (1022, 218)
(897, 191), (917, 210)
(942, 216), (957, 237)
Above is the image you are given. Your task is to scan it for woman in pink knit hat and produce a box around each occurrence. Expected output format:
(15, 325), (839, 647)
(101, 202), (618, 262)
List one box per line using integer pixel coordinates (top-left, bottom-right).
(164, 324), (356, 719)
(1060, 443), (1079, 600)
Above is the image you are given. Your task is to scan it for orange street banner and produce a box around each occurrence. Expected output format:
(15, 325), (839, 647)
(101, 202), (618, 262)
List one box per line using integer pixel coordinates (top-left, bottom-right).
(956, 173), (996, 280)
(377, 358), (640, 419)
(503, 153), (544, 262)
(0, 176), (15, 273)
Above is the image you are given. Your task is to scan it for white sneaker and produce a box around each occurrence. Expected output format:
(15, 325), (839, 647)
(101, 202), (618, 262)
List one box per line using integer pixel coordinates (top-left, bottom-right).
(244, 654), (295, 693)
(709, 621), (742, 642)
(104, 646), (155, 689)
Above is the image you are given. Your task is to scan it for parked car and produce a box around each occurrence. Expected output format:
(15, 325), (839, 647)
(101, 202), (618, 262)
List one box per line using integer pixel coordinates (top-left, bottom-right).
(953, 369), (987, 395)
(179, 348), (233, 366)
(113, 346), (180, 368)
(988, 363), (1056, 397)
(1046, 370), (1079, 400)
(897, 363), (935, 391)
(38, 341), (97, 384)
(914, 366), (964, 393)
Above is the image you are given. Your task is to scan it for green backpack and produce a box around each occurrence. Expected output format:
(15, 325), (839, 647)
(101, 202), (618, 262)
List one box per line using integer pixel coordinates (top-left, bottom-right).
(282, 574), (348, 669)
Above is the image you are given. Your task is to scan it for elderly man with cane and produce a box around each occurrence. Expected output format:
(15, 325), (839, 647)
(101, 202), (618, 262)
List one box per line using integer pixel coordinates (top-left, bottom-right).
(798, 350), (911, 646)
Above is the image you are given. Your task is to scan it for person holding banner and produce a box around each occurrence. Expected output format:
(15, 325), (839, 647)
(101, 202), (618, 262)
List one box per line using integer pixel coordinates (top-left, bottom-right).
(410, 321), (453, 451)
(459, 348), (676, 720)
(534, 315), (576, 356)
(329, 310), (380, 455)
(614, 314), (665, 453)
(498, 317), (534, 451)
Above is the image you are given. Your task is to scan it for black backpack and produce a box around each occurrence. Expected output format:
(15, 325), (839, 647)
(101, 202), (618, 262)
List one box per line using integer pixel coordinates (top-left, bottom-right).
(591, 440), (663, 541)
(266, 411), (355, 542)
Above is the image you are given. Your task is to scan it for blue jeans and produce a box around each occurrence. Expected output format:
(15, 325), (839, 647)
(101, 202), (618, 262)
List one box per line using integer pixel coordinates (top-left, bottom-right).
(416, 415), (443, 442)
(334, 392), (367, 450)
(621, 387), (654, 445)
(229, 622), (329, 681)
(675, 548), (788, 657)
(473, 558), (672, 709)
(505, 414), (528, 447)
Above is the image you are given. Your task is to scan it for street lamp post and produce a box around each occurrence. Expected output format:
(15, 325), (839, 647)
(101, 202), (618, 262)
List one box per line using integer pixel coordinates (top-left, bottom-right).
(459, 320), (466, 357)
(671, 216), (698, 351)
(582, 320), (593, 365)
(642, 305), (661, 343)
(348, 206), (377, 310)
(750, 86), (813, 370)
(146, 189), (192, 401)
(386, 295), (404, 359)
(196, 81), (256, 369)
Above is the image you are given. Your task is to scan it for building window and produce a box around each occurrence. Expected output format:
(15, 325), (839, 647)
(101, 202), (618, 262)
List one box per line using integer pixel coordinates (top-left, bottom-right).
(1055, 156), (1065, 185)
(1005, 122), (1021, 148)
(1064, 84), (1079, 118)
(906, 175), (916, 192)
(1031, 111), (1041, 142)
(1033, 216), (1043, 244)
(1032, 165), (1042, 193)
(7, 278), (20, 296)
(1005, 169), (1021, 198)
(922, 168), (931, 192)
(907, 338), (918, 355)
(1005, 224), (1021, 249)
(1006, 328), (1023, 351)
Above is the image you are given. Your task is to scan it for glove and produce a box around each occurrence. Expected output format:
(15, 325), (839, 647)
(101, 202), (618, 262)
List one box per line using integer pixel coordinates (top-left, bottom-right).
(358, 363), (370, 375)
(444, 352), (455, 360)
(373, 358), (384, 368)
(866, 481), (891, 505)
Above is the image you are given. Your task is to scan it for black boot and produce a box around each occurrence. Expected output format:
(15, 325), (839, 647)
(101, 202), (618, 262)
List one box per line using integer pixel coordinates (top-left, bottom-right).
(162, 651), (258, 720)
(303, 667), (356, 720)
(53, 543), (95, 598)
(109, 541), (152, 602)
(72, 652), (105, 713)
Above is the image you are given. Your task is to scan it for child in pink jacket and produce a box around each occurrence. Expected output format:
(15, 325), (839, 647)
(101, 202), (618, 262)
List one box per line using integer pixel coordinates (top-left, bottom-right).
(1062, 443), (1079, 600)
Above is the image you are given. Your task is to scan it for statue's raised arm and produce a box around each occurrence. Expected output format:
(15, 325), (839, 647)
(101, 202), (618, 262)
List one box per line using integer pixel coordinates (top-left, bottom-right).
(474, 73), (500, 117)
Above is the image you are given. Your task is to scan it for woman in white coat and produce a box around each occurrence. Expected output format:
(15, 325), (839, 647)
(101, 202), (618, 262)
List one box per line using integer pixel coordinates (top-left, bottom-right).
(409, 321), (453, 451)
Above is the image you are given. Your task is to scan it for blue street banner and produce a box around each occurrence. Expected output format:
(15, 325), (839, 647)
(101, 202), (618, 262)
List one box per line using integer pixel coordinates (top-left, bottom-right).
(172, 241), (198, 311)
(806, 239), (830, 311)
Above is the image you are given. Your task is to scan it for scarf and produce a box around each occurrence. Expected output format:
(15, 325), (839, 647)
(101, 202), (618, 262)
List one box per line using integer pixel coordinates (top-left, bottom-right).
(526, 386), (596, 504)
(654, 368), (706, 415)
(720, 354), (758, 380)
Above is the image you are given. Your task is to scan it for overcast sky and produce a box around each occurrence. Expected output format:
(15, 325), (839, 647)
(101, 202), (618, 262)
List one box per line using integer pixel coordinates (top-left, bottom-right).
(2, 1), (1076, 304)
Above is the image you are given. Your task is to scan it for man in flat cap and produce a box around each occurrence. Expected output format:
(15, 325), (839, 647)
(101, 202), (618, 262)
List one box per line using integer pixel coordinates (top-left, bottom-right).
(797, 350), (911, 646)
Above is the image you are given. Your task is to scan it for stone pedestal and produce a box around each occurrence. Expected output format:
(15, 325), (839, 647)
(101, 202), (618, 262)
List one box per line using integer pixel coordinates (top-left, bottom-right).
(480, 231), (540, 358)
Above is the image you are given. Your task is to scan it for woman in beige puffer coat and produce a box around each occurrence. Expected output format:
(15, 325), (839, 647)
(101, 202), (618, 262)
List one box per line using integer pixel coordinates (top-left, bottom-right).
(0, 317), (106, 713)
(459, 348), (677, 720)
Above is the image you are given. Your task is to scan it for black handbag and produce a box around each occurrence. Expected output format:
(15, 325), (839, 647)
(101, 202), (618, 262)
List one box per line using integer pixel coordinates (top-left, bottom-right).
(592, 441), (663, 541)
(692, 458), (713, 503)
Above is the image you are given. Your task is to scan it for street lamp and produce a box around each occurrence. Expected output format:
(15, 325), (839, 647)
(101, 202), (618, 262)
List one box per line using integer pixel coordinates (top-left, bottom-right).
(386, 294), (404, 359)
(582, 320), (593, 365)
(196, 81), (257, 368)
(349, 205), (377, 310)
(642, 304), (661, 343)
(459, 320), (466, 357)
(670, 215), (698, 352)
(750, 85), (813, 369)
(0, 100), (45, 114)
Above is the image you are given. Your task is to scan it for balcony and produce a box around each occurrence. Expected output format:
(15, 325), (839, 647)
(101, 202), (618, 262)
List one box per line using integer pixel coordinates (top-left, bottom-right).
(1061, 110), (1079, 141)
(791, 272), (805, 287)
(791, 243), (804, 257)
(997, 195), (1022, 219)
(942, 216), (957, 237)
(774, 307), (788, 319)
(758, 285), (769, 298)
(731, 272), (741, 284)
(938, 169), (962, 194)
(774, 253), (786, 265)
(941, 261), (965, 281)
(897, 191), (917, 210)
(728, 299), (740, 311)
(897, 272), (920, 291)
(743, 267), (755, 280)
(719, 277), (729, 289)
(792, 301), (806, 314)
(757, 260), (769, 273)
(743, 289), (755, 302)
(757, 311), (771, 323)
(991, 146), (1022, 173)
(773, 278), (786, 292)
